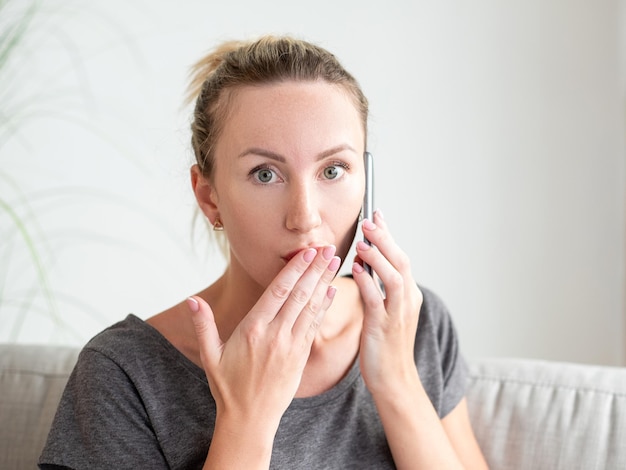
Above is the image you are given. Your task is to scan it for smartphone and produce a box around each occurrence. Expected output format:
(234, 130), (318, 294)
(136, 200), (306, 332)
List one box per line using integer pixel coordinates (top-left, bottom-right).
(362, 152), (374, 275)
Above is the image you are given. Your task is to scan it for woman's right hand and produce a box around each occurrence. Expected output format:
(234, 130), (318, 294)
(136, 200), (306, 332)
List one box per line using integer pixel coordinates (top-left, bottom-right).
(187, 245), (341, 433)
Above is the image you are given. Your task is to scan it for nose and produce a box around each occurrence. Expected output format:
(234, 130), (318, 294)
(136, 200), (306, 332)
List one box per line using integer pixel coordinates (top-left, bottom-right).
(285, 181), (322, 233)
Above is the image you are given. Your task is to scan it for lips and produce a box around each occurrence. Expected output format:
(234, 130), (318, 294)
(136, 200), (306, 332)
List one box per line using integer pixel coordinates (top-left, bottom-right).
(282, 246), (321, 263)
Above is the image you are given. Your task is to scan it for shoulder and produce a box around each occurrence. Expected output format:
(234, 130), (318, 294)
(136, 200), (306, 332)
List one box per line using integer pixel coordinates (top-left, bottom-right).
(87, 314), (153, 348)
(65, 314), (198, 394)
(414, 284), (468, 417)
(415, 284), (462, 354)
(39, 316), (173, 468)
(61, 315), (160, 393)
(77, 313), (205, 385)
(417, 285), (455, 333)
(84, 314), (173, 357)
(82, 314), (166, 364)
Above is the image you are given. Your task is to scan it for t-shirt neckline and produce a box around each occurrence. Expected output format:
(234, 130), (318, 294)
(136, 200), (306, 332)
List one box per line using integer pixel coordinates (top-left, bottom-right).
(125, 313), (362, 408)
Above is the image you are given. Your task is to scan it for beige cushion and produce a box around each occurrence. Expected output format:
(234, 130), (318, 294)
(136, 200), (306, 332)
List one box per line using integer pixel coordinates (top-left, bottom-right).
(0, 344), (79, 470)
(467, 357), (626, 469)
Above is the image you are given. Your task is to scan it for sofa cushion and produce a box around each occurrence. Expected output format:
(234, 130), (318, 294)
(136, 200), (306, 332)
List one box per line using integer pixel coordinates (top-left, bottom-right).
(467, 357), (626, 470)
(0, 344), (79, 470)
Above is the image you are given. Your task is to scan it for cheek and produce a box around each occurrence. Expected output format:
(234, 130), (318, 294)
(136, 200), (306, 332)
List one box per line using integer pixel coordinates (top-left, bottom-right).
(220, 189), (280, 244)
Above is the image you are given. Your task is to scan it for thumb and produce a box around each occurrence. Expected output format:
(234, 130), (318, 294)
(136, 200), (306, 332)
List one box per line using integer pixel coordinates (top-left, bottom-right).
(186, 296), (222, 368)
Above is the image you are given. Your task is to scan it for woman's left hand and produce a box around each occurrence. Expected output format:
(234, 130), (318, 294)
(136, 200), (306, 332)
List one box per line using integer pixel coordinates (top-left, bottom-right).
(352, 209), (424, 396)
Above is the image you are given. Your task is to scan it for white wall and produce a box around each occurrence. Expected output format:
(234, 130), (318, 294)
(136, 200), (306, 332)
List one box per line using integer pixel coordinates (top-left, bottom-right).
(1, 0), (624, 366)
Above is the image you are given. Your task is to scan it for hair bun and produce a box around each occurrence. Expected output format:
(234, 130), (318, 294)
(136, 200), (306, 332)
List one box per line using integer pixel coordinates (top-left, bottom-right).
(184, 40), (246, 106)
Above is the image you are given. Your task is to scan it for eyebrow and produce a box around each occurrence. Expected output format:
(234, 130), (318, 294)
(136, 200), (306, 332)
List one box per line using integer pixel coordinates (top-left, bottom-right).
(237, 144), (357, 162)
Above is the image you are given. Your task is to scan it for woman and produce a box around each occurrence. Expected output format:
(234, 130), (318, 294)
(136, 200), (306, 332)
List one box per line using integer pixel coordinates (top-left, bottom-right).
(40, 36), (488, 469)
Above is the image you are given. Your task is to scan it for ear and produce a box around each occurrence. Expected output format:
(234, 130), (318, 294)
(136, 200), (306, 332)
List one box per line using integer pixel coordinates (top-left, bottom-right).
(190, 164), (219, 224)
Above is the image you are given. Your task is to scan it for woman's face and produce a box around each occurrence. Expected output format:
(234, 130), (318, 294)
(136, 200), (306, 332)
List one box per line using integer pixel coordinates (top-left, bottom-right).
(206, 80), (365, 288)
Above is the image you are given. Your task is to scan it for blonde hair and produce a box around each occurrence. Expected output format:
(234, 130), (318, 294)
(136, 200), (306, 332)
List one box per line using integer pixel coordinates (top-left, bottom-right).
(185, 35), (369, 180)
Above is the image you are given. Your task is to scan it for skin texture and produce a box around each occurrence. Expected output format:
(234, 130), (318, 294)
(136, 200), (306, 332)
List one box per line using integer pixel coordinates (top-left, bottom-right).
(148, 80), (488, 469)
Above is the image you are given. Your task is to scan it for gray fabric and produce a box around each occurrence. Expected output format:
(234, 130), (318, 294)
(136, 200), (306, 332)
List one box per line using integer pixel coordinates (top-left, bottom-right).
(466, 358), (626, 470)
(38, 286), (467, 470)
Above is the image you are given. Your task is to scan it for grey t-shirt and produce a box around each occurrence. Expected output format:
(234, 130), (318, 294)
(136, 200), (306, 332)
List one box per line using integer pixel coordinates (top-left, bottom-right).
(39, 286), (467, 470)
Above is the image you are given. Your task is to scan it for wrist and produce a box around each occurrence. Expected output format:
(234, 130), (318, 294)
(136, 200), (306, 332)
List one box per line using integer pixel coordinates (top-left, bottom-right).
(370, 369), (439, 421)
(206, 409), (279, 468)
(367, 361), (422, 400)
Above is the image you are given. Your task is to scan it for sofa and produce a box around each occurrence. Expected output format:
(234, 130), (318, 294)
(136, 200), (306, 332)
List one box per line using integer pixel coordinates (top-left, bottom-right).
(1, 343), (625, 469)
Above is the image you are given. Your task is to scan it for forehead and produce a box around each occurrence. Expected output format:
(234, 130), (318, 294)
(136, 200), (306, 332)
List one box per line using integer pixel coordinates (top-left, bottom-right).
(227, 80), (359, 123)
(216, 80), (365, 156)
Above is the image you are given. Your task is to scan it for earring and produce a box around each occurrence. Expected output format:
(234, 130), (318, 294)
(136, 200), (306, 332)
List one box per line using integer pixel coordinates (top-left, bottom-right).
(213, 217), (224, 231)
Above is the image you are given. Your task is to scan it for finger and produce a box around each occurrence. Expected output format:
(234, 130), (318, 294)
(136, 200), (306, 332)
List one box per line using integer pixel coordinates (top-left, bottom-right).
(291, 254), (341, 340)
(251, 247), (318, 322)
(361, 213), (409, 277)
(356, 225), (413, 316)
(305, 285), (337, 344)
(355, 240), (399, 285)
(357, 238), (410, 313)
(276, 245), (338, 329)
(187, 296), (222, 369)
(352, 261), (386, 316)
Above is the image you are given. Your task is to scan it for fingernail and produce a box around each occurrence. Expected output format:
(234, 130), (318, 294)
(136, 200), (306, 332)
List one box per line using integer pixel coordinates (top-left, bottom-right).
(356, 240), (371, 251)
(363, 219), (376, 231)
(375, 208), (384, 220)
(186, 297), (199, 313)
(327, 256), (341, 272)
(322, 245), (336, 260)
(303, 248), (317, 263)
(327, 285), (337, 300)
(352, 262), (364, 274)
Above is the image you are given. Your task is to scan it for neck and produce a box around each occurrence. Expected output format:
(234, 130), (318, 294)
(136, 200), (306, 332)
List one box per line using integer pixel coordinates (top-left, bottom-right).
(200, 263), (265, 342)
